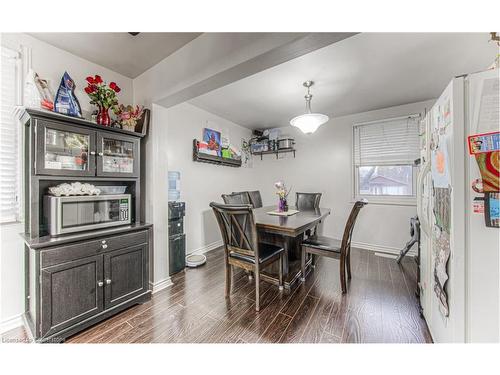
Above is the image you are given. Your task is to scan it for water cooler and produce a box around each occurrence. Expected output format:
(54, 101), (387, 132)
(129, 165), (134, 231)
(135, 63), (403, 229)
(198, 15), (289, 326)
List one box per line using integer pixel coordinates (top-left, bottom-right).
(168, 201), (186, 275)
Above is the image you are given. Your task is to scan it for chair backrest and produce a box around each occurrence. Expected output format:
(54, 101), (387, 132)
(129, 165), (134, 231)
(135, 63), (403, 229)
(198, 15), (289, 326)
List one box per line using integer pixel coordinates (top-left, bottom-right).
(233, 190), (262, 208)
(209, 202), (259, 259)
(222, 192), (251, 205)
(295, 192), (322, 210)
(340, 200), (368, 253)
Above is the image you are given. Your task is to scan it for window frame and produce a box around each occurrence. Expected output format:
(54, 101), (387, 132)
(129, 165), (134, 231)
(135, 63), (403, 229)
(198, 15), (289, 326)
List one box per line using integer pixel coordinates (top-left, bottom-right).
(0, 44), (24, 224)
(351, 115), (420, 206)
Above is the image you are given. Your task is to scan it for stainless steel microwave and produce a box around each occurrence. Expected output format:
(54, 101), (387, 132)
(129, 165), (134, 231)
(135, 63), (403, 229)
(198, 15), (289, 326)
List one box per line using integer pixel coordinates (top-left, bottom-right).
(44, 194), (131, 236)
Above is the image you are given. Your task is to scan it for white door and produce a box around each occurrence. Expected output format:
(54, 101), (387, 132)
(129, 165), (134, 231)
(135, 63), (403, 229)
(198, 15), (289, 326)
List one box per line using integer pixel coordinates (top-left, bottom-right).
(465, 69), (500, 342)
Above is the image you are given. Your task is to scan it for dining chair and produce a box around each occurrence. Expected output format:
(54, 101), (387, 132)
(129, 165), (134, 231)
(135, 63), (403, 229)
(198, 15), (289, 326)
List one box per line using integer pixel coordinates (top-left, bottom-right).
(296, 192), (323, 239)
(210, 202), (284, 311)
(300, 200), (367, 294)
(233, 190), (263, 208)
(222, 192), (251, 205)
(295, 192), (322, 210)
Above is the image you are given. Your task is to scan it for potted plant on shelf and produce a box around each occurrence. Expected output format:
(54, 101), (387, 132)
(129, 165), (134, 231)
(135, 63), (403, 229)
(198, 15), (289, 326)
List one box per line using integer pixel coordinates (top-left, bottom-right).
(84, 75), (120, 126)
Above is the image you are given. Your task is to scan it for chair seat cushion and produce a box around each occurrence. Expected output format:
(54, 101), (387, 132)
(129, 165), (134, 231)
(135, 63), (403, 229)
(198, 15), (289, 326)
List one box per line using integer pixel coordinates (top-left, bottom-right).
(302, 235), (341, 252)
(229, 243), (284, 264)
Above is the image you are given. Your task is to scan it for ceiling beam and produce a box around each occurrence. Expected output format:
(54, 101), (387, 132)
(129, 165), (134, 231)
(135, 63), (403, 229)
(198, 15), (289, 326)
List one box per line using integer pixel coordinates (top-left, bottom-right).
(156, 32), (358, 108)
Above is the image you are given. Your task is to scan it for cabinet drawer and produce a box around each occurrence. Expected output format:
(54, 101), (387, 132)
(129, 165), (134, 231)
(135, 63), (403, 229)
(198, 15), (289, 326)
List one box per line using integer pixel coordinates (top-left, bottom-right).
(41, 230), (148, 268)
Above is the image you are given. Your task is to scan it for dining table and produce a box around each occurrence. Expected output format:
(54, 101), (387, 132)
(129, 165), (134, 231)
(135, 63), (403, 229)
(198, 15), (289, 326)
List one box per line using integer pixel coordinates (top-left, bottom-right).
(253, 205), (331, 291)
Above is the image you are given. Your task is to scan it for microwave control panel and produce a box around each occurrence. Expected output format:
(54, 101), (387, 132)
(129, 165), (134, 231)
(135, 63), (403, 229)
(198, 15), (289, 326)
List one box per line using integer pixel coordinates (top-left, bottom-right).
(119, 199), (129, 221)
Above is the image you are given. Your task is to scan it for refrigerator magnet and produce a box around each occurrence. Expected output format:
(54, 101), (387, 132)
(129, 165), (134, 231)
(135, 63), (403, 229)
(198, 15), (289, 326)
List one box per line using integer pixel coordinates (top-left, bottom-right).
(468, 131), (500, 155)
(484, 192), (500, 228)
(472, 197), (484, 214)
(471, 178), (484, 193)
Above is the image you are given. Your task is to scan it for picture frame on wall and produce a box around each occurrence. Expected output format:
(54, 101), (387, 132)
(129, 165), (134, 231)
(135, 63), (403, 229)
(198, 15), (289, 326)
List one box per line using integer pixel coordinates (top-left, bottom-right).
(203, 128), (221, 156)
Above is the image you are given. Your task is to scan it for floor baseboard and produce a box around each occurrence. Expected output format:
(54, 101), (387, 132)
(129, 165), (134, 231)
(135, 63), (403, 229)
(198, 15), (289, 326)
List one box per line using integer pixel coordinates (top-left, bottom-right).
(0, 314), (24, 334)
(187, 240), (223, 256)
(149, 277), (173, 294)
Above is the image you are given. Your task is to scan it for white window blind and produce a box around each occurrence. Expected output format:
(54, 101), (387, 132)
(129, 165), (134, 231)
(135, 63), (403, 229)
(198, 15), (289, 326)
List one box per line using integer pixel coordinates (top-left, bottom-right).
(0, 46), (21, 223)
(353, 116), (420, 166)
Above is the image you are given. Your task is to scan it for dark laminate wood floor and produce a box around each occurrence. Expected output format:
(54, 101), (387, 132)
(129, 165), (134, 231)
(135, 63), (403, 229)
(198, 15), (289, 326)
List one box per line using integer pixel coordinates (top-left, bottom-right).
(2, 247), (432, 344)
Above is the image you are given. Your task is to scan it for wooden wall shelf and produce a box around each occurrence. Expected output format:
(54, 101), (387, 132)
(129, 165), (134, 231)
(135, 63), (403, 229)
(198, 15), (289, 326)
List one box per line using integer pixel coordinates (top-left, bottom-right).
(192, 139), (242, 167)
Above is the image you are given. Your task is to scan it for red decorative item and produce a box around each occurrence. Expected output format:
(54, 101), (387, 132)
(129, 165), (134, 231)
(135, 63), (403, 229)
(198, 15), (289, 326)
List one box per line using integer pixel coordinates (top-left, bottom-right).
(96, 106), (111, 126)
(84, 74), (120, 126)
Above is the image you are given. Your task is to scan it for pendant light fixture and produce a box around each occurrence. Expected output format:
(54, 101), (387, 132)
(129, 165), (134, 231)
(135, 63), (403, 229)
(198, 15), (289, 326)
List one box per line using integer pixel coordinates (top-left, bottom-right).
(289, 81), (329, 134)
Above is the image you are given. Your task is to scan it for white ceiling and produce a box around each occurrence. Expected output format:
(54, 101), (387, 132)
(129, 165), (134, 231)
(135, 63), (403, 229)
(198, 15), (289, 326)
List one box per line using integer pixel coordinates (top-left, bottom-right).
(29, 32), (201, 78)
(189, 33), (498, 129)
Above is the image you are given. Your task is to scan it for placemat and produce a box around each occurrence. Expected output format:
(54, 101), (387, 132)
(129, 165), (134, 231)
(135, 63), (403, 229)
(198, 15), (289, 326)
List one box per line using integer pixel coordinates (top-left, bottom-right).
(266, 209), (299, 216)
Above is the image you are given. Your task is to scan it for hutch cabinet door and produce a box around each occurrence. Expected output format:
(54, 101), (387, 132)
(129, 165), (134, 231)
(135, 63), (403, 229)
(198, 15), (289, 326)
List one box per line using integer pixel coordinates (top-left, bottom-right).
(103, 244), (148, 309)
(96, 133), (139, 178)
(40, 254), (104, 338)
(35, 120), (96, 177)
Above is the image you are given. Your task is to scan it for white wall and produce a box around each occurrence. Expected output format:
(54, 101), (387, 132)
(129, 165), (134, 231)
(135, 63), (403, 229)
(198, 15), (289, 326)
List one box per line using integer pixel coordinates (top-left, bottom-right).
(252, 99), (435, 253)
(166, 102), (254, 254)
(144, 104), (170, 289)
(0, 33), (134, 331)
(1, 33), (133, 114)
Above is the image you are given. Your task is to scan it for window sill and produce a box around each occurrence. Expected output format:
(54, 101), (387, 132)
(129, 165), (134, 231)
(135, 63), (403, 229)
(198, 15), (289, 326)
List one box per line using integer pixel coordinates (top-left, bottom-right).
(352, 198), (416, 207)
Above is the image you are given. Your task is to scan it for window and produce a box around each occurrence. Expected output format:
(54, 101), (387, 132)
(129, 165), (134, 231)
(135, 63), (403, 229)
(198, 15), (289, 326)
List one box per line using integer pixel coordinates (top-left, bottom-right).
(353, 115), (420, 204)
(0, 46), (21, 223)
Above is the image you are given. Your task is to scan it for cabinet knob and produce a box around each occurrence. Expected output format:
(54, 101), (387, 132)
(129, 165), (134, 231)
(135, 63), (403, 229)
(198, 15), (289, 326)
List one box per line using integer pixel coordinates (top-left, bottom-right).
(102, 244), (108, 249)
(90, 151), (96, 155)
(97, 281), (104, 287)
(98, 152), (104, 156)
(101, 240), (107, 244)
(105, 279), (112, 285)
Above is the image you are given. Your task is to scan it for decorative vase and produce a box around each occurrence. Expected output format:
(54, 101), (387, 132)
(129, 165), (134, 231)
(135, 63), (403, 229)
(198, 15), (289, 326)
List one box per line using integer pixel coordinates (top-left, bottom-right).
(278, 197), (288, 212)
(96, 106), (111, 126)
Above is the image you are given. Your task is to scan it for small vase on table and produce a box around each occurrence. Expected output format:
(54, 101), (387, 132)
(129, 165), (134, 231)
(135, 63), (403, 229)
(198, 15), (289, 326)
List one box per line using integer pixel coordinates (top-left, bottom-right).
(278, 197), (288, 213)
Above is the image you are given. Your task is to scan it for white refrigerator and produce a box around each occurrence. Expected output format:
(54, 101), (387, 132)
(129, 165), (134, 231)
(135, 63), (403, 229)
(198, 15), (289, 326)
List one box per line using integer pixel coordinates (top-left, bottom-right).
(417, 68), (499, 343)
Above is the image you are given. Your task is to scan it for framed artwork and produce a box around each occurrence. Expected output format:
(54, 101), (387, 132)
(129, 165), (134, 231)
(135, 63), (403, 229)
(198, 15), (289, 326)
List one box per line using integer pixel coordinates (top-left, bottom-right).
(135, 108), (150, 136)
(203, 128), (221, 156)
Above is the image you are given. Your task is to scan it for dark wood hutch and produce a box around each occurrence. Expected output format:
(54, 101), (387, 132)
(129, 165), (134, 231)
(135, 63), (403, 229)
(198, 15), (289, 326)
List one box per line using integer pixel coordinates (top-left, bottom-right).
(20, 108), (152, 343)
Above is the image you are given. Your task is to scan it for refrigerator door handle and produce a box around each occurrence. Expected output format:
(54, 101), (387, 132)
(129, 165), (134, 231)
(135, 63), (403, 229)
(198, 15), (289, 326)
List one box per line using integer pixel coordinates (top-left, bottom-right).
(417, 161), (431, 236)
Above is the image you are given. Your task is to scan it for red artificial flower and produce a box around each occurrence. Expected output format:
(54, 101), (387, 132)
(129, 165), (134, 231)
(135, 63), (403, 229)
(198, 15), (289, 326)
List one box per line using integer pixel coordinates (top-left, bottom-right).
(110, 82), (121, 93)
(84, 86), (94, 94)
(86, 76), (95, 84)
(94, 75), (103, 84)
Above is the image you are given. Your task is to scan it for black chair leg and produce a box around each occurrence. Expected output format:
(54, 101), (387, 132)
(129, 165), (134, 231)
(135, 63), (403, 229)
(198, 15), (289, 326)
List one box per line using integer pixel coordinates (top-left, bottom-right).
(346, 250), (352, 280)
(340, 255), (347, 294)
(279, 254), (284, 290)
(301, 247), (306, 282)
(225, 261), (231, 298)
(255, 269), (260, 312)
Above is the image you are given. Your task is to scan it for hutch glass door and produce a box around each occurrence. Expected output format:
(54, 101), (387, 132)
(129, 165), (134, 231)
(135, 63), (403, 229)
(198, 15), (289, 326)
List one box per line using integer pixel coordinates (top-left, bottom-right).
(36, 120), (96, 176)
(97, 133), (139, 177)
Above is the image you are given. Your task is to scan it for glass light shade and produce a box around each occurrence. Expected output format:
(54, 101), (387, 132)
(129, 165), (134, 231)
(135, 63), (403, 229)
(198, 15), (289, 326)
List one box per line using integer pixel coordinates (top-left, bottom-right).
(289, 113), (329, 134)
